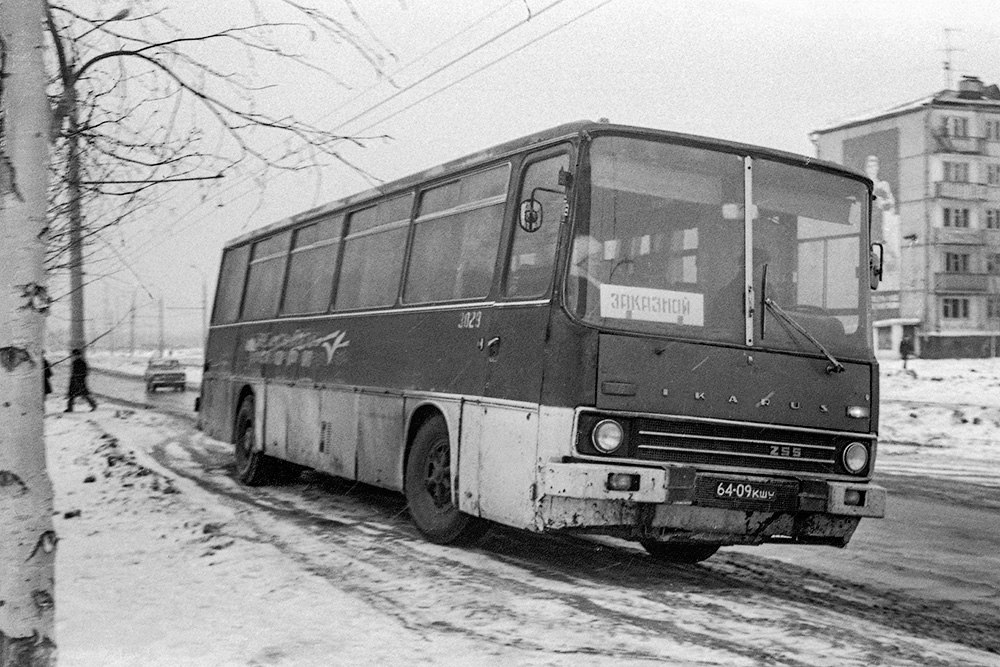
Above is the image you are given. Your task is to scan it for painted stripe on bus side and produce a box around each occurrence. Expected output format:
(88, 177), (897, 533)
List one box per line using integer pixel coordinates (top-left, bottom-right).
(209, 298), (552, 329)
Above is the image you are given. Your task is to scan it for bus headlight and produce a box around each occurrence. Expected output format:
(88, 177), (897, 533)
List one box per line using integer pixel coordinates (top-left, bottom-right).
(842, 442), (869, 473)
(592, 419), (624, 454)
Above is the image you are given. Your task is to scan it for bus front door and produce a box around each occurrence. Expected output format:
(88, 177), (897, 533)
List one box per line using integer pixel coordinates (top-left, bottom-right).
(460, 149), (569, 527)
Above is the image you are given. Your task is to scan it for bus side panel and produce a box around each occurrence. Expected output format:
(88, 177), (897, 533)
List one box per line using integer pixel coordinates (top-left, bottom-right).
(457, 403), (482, 516)
(264, 383), (291, 459)
(482, 305), (549, 402)
(201, 322), (244, 441)
(355, 392), (405, 491)
(285, 383), (322, 470)
(540, 309), (599, 409)
(319, 389), (358, 479)
(461, 401), (539, 529)
(200, 376), (235, 442)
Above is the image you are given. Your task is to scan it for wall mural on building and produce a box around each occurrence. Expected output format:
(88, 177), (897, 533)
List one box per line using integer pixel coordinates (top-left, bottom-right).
(843, 129), (901, 295)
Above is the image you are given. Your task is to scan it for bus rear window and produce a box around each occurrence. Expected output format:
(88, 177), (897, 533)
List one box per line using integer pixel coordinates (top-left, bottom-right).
(211, 244), (250, 325)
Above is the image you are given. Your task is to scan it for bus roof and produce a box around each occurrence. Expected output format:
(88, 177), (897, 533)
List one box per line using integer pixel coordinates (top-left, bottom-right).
(224, 120), (869, 250)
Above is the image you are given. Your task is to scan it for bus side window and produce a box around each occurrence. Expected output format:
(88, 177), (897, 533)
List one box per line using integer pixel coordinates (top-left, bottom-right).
(280, 215), (343, 315)
(505, 153), (569, 298)
(404, 165), (509, 303)
(334, 194), (413, 310)
(241, 232), (291, 320)
(212, 244), (251, 325)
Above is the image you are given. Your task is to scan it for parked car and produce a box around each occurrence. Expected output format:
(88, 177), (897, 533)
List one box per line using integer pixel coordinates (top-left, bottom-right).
(144, 358), (186, 393)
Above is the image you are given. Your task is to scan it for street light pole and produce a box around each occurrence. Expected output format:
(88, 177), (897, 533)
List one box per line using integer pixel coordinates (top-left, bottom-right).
(189, 264), (207, 351)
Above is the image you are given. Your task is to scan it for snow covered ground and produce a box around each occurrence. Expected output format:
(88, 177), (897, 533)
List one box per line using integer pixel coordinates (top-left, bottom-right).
(878, 357), (1000, 488)
(45, 354), (1000, 665)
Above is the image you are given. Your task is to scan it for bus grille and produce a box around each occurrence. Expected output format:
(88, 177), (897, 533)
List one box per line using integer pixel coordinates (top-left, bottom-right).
(628, 417), (846, 475)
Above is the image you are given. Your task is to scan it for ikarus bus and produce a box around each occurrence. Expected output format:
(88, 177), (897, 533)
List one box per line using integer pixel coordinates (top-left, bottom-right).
(198, 121), (885, 563)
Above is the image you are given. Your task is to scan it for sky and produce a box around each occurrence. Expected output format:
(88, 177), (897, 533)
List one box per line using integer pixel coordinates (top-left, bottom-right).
(54, 0), (1000, 350)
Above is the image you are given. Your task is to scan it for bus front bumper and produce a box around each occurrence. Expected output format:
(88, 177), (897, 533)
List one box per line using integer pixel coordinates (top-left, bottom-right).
(537, 461), (885, 542)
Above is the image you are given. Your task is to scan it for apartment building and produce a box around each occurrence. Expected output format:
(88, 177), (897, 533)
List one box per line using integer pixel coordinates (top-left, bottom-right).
(812, 75), (1000, 358)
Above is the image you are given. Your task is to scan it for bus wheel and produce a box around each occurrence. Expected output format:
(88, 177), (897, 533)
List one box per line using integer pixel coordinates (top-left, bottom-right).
(404, 416), (486, 545)
(640, 540), (720, 564)
(233, 395), (296, 486)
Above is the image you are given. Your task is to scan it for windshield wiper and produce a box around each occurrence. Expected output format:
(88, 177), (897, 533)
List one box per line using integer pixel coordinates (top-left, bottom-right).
(762, 297), (845, 374)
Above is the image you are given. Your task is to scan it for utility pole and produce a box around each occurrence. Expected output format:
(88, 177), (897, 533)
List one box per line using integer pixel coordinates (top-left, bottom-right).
(158, 297), (165, 357)
(66, 103), (85, 351)
(201, 279), (207, 350)
(189, 263), (208, 351)
(104, 286), (114, 353)
(47, 7), (130, 354)
(129, 295), (136, 356)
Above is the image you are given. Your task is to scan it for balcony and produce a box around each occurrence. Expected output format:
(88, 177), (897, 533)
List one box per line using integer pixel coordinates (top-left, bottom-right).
(935, 181), (988, 200)
(933, 228), (986, 245)
(934, 272), (989, 292)
(933, 131), (986, 154)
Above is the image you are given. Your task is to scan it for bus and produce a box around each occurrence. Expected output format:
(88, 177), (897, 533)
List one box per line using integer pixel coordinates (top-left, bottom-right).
(198, 121), (885, 563)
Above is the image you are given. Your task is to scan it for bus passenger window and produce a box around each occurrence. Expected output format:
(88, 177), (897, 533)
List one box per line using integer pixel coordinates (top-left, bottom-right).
(334, 194), (413, 310)
(405, 165), (509, 303)
(280, 215), (343, 315)
(505, 153), (569, 298)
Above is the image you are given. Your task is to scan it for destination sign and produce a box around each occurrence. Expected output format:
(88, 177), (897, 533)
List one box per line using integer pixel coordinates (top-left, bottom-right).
(599, 284), (704, 326)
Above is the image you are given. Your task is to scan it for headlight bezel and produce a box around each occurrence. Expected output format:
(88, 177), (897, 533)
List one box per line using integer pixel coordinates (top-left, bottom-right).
(591, 419), (625, 454)
(842, 441), (870, 474)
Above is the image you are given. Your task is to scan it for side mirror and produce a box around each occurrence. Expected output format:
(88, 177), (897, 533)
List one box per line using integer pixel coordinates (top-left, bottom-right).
(870, 243), (884, 290)
(518, 198), (543, 232)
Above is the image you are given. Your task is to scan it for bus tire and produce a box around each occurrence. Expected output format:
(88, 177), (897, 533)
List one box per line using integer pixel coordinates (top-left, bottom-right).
(404, 415), (486, 545)
(233, 395), (297, 486)
(640, 540), (719, 564)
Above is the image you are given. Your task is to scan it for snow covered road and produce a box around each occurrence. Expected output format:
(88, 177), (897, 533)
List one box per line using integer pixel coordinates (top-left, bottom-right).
(49, 402), (999, 666)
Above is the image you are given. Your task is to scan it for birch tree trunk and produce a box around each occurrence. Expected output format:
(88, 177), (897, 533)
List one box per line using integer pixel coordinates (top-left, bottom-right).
(0, 0), (56, 664)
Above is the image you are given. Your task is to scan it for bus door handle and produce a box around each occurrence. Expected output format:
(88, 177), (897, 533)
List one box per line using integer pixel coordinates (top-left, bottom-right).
(484, 336), (501, 359)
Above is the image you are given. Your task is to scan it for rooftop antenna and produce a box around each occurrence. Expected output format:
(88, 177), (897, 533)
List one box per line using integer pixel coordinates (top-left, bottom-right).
(942, 28), (964, 90)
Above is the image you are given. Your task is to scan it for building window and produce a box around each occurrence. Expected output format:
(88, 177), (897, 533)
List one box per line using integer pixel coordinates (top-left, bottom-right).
(988, 295), (1000, 319)
(945, 252), (970, 273)
(989, 254), (1000, 274)
(987, 209), (1000, 229)
(942, 207), (970, 228)
(986, 118), (1000, 142)
(876, 327), (892, 350)
(942, 297), (970, 319)
(943, 161), (970, 182)
(944, 116), (969, 137)
(988, 164), (1000, 186)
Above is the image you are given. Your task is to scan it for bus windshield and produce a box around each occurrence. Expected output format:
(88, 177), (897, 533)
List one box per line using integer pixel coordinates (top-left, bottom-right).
(568, 135), (870, 356)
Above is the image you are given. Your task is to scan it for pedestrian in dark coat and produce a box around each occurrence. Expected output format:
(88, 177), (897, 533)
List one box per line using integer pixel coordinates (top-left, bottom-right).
(899, 335), (913, 370)
(65, 348), (97, 412)
(43, 356), (52, 396)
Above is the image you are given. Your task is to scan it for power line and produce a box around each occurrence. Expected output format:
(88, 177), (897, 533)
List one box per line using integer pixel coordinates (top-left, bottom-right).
(330, 0), (571, 134)
(115, 0), (613, 275)
(319, 0), (521, 127)
(113, 0), (544, 264)
(353, 0), (614, 135)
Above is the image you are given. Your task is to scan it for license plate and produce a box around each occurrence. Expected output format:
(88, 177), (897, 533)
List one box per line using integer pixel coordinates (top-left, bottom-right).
(695, 475), (798, 512)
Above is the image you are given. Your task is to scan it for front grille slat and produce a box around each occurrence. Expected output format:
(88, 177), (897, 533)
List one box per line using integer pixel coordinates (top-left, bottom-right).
(637, 429), (837, 451)
(630, 417), (843, 475)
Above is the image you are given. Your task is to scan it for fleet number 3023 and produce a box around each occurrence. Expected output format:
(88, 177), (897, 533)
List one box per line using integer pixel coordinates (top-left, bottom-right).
(458, 311), (482, 329)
